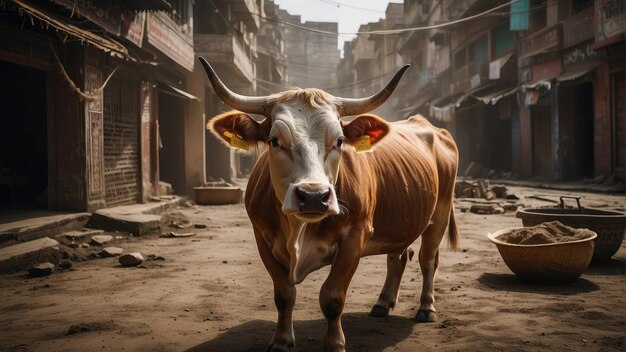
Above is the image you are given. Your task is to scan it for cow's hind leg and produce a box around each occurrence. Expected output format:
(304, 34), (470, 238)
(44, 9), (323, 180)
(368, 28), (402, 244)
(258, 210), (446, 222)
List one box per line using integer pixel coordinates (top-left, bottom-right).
(415, 218), (448, 323)
(369, 247), (414, 317)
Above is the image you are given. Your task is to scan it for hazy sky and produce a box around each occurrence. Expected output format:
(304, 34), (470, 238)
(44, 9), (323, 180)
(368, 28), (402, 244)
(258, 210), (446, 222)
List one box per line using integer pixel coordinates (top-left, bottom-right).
(273, 0), (403, 53)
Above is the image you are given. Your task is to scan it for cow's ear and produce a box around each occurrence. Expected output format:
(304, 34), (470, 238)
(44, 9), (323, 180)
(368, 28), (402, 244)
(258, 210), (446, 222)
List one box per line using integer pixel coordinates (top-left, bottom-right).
(341, 113), (390, 147)
(207, 110), (269, 152)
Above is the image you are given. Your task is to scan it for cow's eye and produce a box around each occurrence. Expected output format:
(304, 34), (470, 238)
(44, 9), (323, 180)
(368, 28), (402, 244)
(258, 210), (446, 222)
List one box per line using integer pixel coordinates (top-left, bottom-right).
(336, 137), (344, 148)
(268, 137), (280, 147)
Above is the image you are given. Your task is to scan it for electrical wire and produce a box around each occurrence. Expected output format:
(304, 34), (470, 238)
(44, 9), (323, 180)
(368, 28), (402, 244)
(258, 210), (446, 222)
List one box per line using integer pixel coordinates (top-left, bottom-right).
(316, 0), (385, 14)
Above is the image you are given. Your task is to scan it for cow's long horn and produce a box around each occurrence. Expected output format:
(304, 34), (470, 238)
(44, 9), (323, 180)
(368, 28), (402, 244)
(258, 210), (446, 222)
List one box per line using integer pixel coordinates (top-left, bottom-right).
(337, 64), (410, 116)
(198, 57), (268, 115)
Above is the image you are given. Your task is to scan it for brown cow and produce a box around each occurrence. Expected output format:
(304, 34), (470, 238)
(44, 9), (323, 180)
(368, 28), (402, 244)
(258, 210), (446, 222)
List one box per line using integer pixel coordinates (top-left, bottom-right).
(200, 57), (459, 352)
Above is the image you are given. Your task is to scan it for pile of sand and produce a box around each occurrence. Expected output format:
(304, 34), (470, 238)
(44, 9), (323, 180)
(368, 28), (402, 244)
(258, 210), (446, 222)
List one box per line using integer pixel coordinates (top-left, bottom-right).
(497, 221), (595, 245)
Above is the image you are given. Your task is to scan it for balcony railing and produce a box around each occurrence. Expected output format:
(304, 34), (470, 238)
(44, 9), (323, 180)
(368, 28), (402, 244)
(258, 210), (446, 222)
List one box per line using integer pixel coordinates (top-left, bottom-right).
(521, 23), (562, 58)
(194, 33), (254, 82)
(450, 62), (488, 95)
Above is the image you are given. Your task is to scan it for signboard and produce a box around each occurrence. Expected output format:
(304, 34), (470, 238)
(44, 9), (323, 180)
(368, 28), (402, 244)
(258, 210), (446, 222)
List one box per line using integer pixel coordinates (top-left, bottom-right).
(596, 0), (626, 43)
(52, 0), (121, 36)
(147, 13), (194, 72)
(562, 41), (605, 69)
(85, 65), (104, 196)
(121, 12), (145, 48)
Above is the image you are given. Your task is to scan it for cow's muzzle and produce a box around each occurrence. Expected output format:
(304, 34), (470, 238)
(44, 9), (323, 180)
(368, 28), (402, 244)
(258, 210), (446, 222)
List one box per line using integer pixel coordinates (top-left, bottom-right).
(296, 186), (330, 213)
(282, 182), (339, 222)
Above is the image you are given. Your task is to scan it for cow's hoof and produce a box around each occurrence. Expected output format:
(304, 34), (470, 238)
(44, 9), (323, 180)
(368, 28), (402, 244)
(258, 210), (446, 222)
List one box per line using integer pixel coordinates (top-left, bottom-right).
(415, 309), (437, 323)
(369, 304), (390, 317)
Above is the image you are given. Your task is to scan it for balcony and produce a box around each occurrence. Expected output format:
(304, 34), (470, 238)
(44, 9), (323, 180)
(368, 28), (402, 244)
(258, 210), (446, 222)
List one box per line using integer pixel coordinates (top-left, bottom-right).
(521, 23), (562, 58)
(194, 33), (254, 83)
(563, 7), (594, 48)
(450, 62), (488, 95)
(229, 0), (261, 32)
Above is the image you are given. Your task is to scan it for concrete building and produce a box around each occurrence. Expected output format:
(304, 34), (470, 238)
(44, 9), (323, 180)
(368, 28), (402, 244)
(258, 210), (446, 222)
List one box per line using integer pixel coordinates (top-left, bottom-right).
(336, 0), (625, 182)
(277, 9), (340, 89)
(193, 0), (263, 181)
(0, 0), (199, 212)
(516, 0), (625, 180)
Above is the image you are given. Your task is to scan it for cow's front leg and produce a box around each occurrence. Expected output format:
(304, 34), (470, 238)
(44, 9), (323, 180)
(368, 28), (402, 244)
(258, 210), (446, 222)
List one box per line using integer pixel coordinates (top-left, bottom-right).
(255, 231), (296, 351)
(319, 240), (361, 352)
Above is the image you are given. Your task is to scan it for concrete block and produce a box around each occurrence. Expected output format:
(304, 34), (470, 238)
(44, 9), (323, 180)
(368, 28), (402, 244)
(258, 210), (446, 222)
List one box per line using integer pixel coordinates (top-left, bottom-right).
(88, 213), (161, 236)
(57, 229), (105, 241)
(0, 237), (60, 273)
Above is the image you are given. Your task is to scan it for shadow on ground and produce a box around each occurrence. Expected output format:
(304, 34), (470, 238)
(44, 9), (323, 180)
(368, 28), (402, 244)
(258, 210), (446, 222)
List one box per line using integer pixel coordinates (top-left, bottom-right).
(477, 272), (600, 294)
(585, 258), (625, 276)
(186, 313), (414, 352)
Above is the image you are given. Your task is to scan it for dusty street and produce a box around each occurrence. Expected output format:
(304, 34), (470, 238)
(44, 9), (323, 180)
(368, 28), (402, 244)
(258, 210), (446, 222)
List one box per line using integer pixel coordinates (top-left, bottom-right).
(1, 186), (625, 352)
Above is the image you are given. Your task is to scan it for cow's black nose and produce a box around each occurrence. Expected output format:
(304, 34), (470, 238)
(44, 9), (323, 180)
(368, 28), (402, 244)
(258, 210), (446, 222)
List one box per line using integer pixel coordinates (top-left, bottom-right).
(296, 186), (330, 213)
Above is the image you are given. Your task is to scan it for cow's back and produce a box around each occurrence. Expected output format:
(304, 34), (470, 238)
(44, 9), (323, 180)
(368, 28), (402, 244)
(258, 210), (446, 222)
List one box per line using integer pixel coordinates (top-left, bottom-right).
(344, 115), (458, 256)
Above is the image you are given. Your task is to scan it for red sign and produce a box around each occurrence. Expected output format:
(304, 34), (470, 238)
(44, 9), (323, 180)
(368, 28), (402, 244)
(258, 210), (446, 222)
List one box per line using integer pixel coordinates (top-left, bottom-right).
(121, 12), (145, 48)
(147, 13), (194, 72)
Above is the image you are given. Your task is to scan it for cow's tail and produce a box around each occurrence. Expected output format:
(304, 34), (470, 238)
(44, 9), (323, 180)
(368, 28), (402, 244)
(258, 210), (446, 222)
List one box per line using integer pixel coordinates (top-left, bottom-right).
(448, 206), (459, 251)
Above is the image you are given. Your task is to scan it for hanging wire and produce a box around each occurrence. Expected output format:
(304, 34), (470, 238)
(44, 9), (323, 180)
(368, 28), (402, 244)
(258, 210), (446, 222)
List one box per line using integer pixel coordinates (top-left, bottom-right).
(50, 43), (119, 102)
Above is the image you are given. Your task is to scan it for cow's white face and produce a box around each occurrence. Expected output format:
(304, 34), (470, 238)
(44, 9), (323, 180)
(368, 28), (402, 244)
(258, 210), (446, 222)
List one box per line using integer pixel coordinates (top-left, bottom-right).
(207, 90), (391, 223)
(266, 102), (343, 222)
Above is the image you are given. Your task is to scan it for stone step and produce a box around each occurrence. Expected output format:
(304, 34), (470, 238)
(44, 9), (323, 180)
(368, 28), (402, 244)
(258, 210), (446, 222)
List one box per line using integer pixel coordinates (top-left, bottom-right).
(0, 213), (91, 247)
(86, 196), (183, 236)
(0, 237), (60, 273)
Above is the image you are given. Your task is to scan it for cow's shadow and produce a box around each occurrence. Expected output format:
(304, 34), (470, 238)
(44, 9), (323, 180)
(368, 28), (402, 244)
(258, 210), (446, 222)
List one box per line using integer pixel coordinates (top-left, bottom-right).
(477, 272), (600, 294)
(186, 313), (414, 352)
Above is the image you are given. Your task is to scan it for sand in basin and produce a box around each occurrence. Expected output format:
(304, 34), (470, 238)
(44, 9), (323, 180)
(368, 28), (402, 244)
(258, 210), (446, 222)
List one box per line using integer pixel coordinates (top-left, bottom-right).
(497, 221), (595, 245)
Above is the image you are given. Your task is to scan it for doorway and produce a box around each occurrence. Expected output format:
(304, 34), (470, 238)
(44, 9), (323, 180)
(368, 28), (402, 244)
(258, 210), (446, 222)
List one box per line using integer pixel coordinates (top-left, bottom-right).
(0, 60), (48, 209)
(158, 91), (185, 194)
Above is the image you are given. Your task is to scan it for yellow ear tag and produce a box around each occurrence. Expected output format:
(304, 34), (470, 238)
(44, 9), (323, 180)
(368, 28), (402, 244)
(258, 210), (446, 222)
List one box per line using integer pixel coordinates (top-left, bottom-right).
(223, 131), (249, 151)
(354, 135), (372, 152)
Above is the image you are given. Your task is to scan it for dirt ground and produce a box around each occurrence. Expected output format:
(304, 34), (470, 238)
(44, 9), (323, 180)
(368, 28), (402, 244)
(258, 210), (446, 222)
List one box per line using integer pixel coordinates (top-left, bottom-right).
(1, 186), (625, 352)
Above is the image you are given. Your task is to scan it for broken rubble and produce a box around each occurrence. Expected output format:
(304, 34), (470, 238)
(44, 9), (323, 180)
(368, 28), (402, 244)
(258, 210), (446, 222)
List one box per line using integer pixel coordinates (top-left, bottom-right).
(90, 235), (113, 246)
(0, 237), (60, 273)
(160, 232), (196, 238)
(28, 262), (55, 277)
(100, 247), (123, 257)
(119, 253), (143, 267)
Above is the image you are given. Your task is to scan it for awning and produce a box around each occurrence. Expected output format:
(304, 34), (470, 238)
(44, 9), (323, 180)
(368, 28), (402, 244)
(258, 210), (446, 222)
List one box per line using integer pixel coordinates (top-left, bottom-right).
(159, 83), (200, 101)
(454, 84), (493, 107)
(556, 68), (593, 83)
(13, 0), (132, 60)
(471, 85), (518, 105)
(522, 79), (552, 91)
(429, 94), (463, 122)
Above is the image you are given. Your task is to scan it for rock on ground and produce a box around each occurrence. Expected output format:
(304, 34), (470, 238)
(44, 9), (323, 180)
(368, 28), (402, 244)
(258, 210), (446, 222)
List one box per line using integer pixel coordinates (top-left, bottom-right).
(119, 253), (143, 267)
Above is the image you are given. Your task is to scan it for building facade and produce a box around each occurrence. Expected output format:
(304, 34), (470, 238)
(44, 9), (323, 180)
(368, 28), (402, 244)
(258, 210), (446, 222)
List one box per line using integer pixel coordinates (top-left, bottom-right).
(0, 0), (200, 212)
(338, 0), (625, 182)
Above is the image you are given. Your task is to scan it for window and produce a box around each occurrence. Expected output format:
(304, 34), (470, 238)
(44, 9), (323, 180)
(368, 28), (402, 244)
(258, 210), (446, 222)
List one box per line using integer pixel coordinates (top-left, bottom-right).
(469, 35), (488, 65)
(454, 48), (467, 70)
(531, 0), (547, 31)
(492, 23), (515, 57)
(571, 0), (593, 14)
(168, 0), (189, 25)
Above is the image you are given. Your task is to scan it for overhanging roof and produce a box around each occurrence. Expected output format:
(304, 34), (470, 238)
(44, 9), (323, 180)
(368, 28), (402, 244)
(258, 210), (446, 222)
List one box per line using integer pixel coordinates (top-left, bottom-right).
(13, 0), (132, 60)
(159, 83), (200, 101)
(471, 84), (518, 105)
